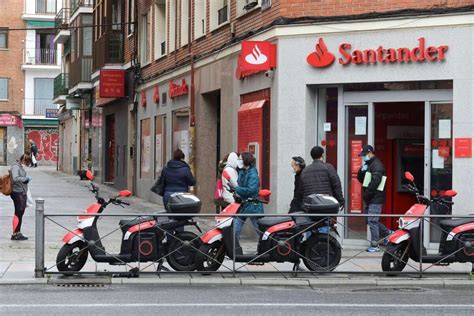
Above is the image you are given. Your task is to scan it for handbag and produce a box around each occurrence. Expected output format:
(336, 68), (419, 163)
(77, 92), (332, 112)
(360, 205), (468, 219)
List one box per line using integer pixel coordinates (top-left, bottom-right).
(151, 168), (166, 196)
(0, 171), (13, 196)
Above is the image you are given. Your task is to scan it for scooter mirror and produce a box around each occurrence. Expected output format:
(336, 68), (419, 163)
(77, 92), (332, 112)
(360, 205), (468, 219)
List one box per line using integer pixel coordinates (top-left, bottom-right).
(404, 171), (414, 182)
(119, 190), (132, 198)
(259, 189), (272, 197)
(442, 190), (457, 198)
(86, 170), (94, 181)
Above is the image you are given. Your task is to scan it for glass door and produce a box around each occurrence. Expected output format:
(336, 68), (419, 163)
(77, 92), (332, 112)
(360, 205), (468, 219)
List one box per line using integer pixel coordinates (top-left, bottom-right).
(345, 105), (369, 239)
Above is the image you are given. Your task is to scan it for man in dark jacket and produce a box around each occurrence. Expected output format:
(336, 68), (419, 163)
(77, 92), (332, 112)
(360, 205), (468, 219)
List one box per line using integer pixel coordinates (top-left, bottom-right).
(357, 145), (391, 252)
(289, 156), (305, 213)
(301, 146), (344, 205)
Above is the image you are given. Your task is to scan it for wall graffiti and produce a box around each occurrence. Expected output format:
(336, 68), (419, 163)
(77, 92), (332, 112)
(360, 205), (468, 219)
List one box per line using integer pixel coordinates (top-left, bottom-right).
(26, 128), (59, 162)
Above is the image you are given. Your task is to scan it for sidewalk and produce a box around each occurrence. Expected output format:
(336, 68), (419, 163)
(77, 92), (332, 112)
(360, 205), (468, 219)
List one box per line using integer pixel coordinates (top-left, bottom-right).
(0, 166), (473, 286)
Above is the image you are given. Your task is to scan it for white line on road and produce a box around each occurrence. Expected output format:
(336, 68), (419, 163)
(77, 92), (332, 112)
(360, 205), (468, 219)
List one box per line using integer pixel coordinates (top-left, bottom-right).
(1, 303), (474, 308)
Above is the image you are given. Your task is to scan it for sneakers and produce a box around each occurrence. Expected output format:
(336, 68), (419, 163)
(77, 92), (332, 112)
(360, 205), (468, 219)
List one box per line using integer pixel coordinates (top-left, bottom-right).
(11, 233), (28, 241)
(366, 246), (381, 253)
(382, 230), (395, 246)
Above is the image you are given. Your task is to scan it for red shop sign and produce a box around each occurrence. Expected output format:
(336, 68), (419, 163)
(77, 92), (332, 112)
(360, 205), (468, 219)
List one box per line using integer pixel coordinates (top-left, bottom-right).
(454, 138), (472, 158)
(99, 70), (125, 98)
(0, 114), (18, 126)
(307, 37), (448, 68)
(236, 41), (277, 79)
(141, 90), (147, 107)
(169, 79), (189, 98)
(154, 86), (160, 104)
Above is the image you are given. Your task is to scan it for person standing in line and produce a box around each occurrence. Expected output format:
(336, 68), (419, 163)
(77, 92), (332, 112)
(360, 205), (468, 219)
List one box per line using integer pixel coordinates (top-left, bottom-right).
(213, 153), (230, 213)
(161, 149), (196, 210)
(221, 152), (239, 207)
(29, 140), (38, 167)
(357, 144), (391, 253)
(289, 156), (306, 213)
(300, 146), (344, 206)
(10, 154), (32, 240)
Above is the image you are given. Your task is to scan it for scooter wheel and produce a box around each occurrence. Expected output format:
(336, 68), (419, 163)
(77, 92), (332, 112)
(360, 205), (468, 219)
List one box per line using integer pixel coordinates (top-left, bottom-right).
(195, 241), (225, 272)
(303, 235), (341, 272)
(56, 241), (88, 273)
(382, 242), (409, 275)
(167, 231), (201, 271)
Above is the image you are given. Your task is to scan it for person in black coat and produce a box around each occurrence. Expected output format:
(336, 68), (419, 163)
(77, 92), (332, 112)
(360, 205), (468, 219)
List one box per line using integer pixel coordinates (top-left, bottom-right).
(162, 149), (196, 210)
(300, 146), (344, 205)
(357, 144), (391, 252)
(289, 156), (305, 213)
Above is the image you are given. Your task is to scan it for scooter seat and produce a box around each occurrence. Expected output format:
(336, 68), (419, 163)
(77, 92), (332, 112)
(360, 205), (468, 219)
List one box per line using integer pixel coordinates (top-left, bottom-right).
(119, 217), (155, 232)
(439, 218), (474, 230)
(257, 216), (292, 228)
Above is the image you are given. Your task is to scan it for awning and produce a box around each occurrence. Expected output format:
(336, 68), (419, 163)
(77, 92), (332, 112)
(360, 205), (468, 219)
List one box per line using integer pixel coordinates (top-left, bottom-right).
(239, 100), (266, 112)
(27, 21), (55, 28)
(22, 118), (58, 126)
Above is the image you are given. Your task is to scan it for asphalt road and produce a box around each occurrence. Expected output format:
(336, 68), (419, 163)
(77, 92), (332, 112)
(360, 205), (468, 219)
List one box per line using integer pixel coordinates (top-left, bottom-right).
(1, 284), (474, 315)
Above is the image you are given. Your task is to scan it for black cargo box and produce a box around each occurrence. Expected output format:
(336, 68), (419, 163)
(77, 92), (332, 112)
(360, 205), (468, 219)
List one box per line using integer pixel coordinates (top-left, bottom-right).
(168, 193), (201, 219)
(302, 194), (340, 214)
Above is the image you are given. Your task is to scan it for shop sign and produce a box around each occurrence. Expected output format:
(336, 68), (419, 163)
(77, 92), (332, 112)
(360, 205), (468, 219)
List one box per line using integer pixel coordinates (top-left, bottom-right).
(99, 70), (125, 98)
(45, 108), (58, 119)
(307, 37), (448, 68)
(236, 41), (277, 79)
(154, 86), (160, 104)
(454, 138), (472, 158)
(0, 114), (18, 126)
(169, 79), (189, 98)
(141, 90), (147, 107)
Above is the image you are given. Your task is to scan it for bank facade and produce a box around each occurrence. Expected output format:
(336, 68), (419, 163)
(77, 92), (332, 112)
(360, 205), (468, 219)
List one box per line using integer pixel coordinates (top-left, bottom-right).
(137, 13), (474, 246)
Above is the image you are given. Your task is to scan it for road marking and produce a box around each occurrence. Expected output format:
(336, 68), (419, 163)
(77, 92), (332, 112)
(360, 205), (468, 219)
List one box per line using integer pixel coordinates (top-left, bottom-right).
(1, 304), (474, 308)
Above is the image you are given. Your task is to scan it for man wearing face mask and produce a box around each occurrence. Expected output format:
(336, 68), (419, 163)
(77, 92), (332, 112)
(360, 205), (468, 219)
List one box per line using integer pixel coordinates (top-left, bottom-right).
(357, 144), (391, 252)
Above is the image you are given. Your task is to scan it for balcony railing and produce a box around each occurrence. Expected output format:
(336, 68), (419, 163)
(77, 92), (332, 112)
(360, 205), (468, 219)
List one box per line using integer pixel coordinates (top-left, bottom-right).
(23, 48), (58, 65)
(93, 32), (124, 70)
(71, 0), (93, 16)
(70, 56), (93, 87)
(55, 8), (70, 33)
(24, 98), (56, 116)
(54, 73), (69, 99)
(36, 0), (57, 14)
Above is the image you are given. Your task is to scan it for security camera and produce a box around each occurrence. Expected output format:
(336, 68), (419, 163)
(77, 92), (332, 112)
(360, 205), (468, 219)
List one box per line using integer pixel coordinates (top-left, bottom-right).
(265, 69), (274, 78)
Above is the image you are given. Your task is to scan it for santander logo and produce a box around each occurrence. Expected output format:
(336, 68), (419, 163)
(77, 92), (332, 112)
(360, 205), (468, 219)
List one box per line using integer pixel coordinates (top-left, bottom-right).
(306, 38), (336, 68)
(245, 45), (268, 65)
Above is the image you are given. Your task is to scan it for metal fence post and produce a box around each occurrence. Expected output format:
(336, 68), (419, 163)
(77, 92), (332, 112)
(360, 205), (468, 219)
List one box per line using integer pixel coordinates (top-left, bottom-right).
(35, 198), (45, 278)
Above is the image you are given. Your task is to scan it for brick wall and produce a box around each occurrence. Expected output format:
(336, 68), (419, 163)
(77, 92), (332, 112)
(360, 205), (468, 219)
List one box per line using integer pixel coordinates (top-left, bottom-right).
(133, 0), (474, 83)
(0, 0), (25, 113)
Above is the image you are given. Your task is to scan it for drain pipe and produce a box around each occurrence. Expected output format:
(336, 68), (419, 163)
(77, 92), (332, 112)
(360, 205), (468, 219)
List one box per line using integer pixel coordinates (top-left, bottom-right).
(188, 0), (196, 184)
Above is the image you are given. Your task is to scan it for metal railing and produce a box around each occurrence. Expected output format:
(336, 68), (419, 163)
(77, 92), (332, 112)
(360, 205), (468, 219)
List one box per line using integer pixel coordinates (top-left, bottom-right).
(23, 48), (58, 65)
(55, 8), (70, 33)
(70, 56), (92, 87)
(34, 201), (474, 278)
(36, 0), (56, 14)
(71, 0), (93, 16)
(54, 73), (69, 98)
(24, 98), (56, 116)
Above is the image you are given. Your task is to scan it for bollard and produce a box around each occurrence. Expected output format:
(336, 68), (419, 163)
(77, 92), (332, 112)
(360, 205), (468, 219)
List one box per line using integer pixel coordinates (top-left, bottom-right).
(35, 199), (45, 278)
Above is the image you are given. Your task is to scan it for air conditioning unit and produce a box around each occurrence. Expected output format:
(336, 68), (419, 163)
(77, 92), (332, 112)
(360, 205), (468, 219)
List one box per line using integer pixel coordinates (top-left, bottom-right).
(243, 0), (258, 11)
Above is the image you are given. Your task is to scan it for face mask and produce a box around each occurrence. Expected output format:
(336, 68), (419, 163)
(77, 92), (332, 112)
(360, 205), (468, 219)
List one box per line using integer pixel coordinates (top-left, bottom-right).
(362, 155), (370, 162)
(237, 160), (244, 169)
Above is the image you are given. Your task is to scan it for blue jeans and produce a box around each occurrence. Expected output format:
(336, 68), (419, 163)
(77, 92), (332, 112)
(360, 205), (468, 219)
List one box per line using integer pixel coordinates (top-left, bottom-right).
(366, 204), (390, 246)
(233, 216), (261, 242)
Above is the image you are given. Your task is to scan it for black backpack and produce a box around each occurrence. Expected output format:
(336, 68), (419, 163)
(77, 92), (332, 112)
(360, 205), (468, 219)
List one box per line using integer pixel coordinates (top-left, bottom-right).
(151, 168), (166, 196)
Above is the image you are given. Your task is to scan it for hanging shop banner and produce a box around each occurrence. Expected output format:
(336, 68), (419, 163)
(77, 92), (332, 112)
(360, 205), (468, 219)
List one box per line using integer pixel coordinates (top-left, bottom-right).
(99, 70), (125, 98)
(454, 138), (472, 158)
(0, 114), (19, 126)
(236, 41), (277, 79)
(169, 79), (189, 98)
(154, 86), (160, 104)
(350, 140), (363, 213)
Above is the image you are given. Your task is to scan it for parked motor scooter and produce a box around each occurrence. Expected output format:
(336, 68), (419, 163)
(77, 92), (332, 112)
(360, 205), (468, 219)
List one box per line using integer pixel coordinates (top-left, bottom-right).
(382, 171), (474, 273)
(194, 175), (342, 272)
(56, 170), (201, 274)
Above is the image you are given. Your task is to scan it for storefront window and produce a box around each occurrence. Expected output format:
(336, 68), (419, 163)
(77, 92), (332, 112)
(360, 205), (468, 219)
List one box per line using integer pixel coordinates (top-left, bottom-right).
(155, 115), (167, 178)
(140, 118), (151, 178)
(430, 103), (453, 242)
(172, 109), (189, 163)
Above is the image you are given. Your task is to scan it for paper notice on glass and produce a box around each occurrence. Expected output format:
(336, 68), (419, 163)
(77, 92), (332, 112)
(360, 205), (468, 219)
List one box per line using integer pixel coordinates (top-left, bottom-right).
(432, 149), (444, 169)
(439, 119), (451, 139)
(355, 116), (367, 135)
(324, 122), (331, 132)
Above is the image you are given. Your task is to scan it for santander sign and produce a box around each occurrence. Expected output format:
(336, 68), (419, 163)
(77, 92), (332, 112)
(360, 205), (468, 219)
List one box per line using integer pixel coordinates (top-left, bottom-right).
(307, 38), (448, 68)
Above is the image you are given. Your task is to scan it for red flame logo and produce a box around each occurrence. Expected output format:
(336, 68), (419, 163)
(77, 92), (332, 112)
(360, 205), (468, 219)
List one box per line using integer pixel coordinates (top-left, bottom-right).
(307, 38), (335, 68)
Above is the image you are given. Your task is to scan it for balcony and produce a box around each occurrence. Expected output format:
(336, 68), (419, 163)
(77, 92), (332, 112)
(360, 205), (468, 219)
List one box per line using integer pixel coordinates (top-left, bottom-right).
(54, 8), (70, 44)
(69, 56), (93, 93)
(24, 98), (57, 117)
(71, 0), (93, 17)
(22, 48), (60, 70)
(93, 32), (124, 70)
(53, 73), (69, 104)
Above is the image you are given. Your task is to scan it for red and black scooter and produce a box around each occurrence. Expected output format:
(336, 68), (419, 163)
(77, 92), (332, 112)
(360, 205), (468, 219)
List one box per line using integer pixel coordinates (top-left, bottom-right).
(382, 171), (474, 273)
(56, 171), (201, 274)
(194, 175), (342, 272)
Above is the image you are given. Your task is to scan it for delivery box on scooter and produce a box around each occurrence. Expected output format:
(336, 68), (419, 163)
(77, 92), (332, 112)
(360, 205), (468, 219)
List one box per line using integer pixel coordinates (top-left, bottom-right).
(168, 193), (202, 219)
(302, 194), (340, 215)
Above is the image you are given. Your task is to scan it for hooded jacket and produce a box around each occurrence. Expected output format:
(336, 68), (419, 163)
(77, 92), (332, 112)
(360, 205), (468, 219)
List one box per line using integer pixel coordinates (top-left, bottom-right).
(163, 160), (196, 194)
(222, 152), (239, 204)
(235, 165), (264, 215)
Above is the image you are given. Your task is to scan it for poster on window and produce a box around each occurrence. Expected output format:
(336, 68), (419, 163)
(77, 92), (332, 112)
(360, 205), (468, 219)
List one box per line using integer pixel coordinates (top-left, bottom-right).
(155, 134), (162, 173)
(140, 119), (151, 178)
(173, 130), (189, 163)
(350, 140), (363, 213)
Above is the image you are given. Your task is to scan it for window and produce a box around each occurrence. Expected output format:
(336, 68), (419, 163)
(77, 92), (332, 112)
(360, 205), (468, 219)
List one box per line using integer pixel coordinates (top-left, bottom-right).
(140, 118), (151, 178)
(155, 115), (167, 178)
(139, 12), (151, 65)
(128, 0), (135, 35)
(168, 0), (177, 52)
(154, 2), (166, 59)
(180, 0), (189, 47)
(193, 0), (206, 39)
(82, 15), (93, 56)
(236, 0), (260, 17)
(210, 0), (229, 30)
(112, 0), (122, 31)
(0, 28), (8, 49)
(172, 109), (190, 163)
(0, 78), (8, 100)
(34, 78), (54, 115)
